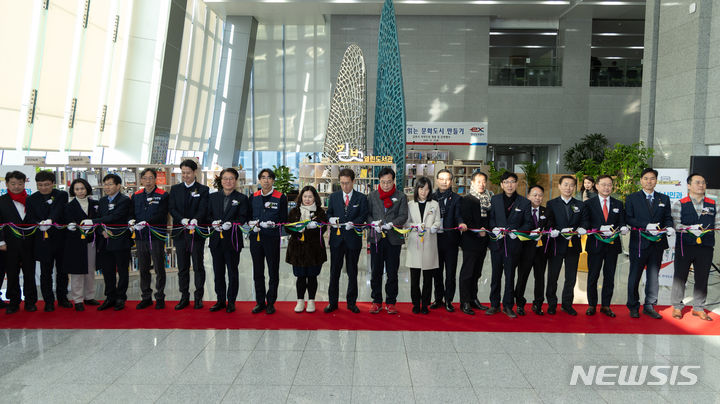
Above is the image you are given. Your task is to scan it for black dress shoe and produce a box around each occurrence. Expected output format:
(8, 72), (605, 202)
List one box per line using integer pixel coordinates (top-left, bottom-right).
(324, 304), (338, 313)
(194, 300), (203, 310)
(252, 304), (266, 314)
(561, 305), (577, 316)
(517, 306), (526, 316)
(471, 299), (489, 311)
(44, 302), (55, 312)
(209, 302), (226, 312)
(97, 300), (115, 311)
(226, 303), (236, 313)
(502, 306), (518, 318)
(429, 300), (443, 310)
(348, 304), (361, 313)
(266, 304), (276, 314)
(175, 298), (190, 310)
(461, 303), (475, 315)
(586, 307), (596, 316)
(6, 305), (20, 314)
(136, 300), (153, 310)
(57, 299), (73, 309)
(25, 303), (38, 312)
(84, 299), (100, 306)
(485, 306), (500, 315)
(643, 307), (662, 319)
(412, 306), (421, 314)
(155, 299), (165, 309)
(531, 304), (544, 315)
(74, 303), (85, 312)
(421, 307), (430, 314)
(445, 302), (455, 312)
(629, 309), (640, 318)
(600, 306), (616, 318)
(547, 305), (557, 315)
(113, 301), (125, 311)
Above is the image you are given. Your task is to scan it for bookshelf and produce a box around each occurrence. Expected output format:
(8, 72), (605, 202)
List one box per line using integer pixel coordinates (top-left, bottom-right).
(446, 161), (488, 195)
(299, 162), (396, 207)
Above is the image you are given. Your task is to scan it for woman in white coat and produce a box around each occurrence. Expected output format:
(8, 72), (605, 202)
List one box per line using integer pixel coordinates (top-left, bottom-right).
(406, 176), (443, 314)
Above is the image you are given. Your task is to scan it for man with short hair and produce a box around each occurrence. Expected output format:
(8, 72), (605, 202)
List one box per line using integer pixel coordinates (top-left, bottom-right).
(458, 171), (491, 315)
(670, 173), (718, 321)
(625, 167), (674, 319)
(514, 184), (549, 316)
(546, 175), (589, 316)
(325, 168), (368, 314)
(27, 170), (71, 311)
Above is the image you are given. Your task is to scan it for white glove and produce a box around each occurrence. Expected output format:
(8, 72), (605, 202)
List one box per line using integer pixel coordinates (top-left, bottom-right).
(577, 227), (587, 236)
(437, 226), (444, 233)
(550, 229), (560, 238)
(260, 221), (269, 228)
(181, 218), (189, 226)
(67, 222), (77, 231)
(382, 222), (393, 230)
(222, 222), (232, 231)
(212, 220), (222, 231)
(344, 221), (354, 231)
(430, 225), (438, 234)
(187, 218), (197, 231)
(620, 226), (629, 235)
(252, 225), (261, 233)
(646, 223), (659, 236)
(329, 217), (340, 227)
(39, 219), (52, 232)
(307, 221), (318, 230)
(665, 227), (675, 237)
(531, 227), (541, 235)
(600, 225), (613, 237)
(266, 221), (275, 228)
(128, 219), (136, 227)
(492, 227), (503, 237)
(417, 223), (425, 231)
(248, 220), (258, 227)
(561, 227), (572, 235)
(371, 220), (382, 232)
(509, 230), (518, 240)
(135, 221), (147, 231)
(80, 219), (93, 231)
(686, 224), (702, 237)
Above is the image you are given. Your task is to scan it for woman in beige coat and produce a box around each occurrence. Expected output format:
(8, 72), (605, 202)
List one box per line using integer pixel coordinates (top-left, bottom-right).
(406, 177), (443, 313)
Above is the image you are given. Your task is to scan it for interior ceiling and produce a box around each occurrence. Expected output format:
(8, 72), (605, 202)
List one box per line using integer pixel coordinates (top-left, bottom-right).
(205, 0), (646, 25)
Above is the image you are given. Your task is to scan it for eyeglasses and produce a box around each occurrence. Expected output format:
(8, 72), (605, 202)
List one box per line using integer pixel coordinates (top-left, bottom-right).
(502, 180), (517, 184)
(379, 180), (394, 185)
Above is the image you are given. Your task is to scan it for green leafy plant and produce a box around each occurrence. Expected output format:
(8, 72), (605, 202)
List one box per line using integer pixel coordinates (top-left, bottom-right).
(600, 142), (654, 201)
(271, 165), (296, 195)
(520, 161), (540, 187)
(563, 133), (609, 173)
(488, 161), (507, 186)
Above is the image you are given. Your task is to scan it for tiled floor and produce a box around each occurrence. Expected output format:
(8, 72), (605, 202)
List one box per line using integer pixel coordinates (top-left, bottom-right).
(2, 246), (720, 403)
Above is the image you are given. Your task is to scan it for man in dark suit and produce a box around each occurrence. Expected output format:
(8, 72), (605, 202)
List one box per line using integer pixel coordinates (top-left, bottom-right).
(367, 167), (408, 315)
(431, 169), (467, 312)
(84, 173), (132, 311)
(130, 168), (170, 310)
(458, 171), (491, 315)
(325, 168), (368, 314)
(0, 171), (37, 314)
(248, 168), (288, 314)
(584, 175), (627, 318)
(514, 184), (549, 316)
(27, 170), (71, 311)
(487, 172), (533, 318)
(546, 175), (589, 316)
(169, 159), (209, 310)
(625, 167), (674, 319)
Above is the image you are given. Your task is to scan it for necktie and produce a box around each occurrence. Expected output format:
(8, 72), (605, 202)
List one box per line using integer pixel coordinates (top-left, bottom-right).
(647, 193), (654, 213)
(564, 201), (571, 221)
(345, 194), (349, 207)
(532, 208), (538, 227)
(602, 198), (609, 222)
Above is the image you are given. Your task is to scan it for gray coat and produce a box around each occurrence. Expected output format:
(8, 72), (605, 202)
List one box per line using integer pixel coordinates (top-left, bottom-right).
(367, 188), (409, 246)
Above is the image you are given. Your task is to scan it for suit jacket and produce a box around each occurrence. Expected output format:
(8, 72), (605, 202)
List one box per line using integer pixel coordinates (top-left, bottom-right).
(0, 194), (34, 249)
(459, 194), (490, 251)
(169, 182), (210, 237)
(405, 200), (442, 269)
(208, 190), (248, 250)
(95, 193), (131, 252)
(546, 196), (589, 255)
(625, 190), (673, 251)
(584, 195), (625, 254)
(433, 190), (464, 245)
(327, 190), (368, 250)
(27, 189), (68, 259)
(488, 193), (533, 252)
(63, 198), (99, 274)
(367, 188), (408, 246)
(525, 205), (549, 249)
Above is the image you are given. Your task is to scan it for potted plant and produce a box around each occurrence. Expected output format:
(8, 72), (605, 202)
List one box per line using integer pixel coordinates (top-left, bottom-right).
(271, 165), (298, 205)
(520, 161), (540, 188)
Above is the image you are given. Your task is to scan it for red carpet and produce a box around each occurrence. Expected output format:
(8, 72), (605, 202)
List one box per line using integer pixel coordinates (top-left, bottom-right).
(1, 302), (718, 335)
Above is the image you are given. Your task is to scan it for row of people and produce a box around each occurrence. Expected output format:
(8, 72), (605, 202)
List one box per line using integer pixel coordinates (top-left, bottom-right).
(0, 164), (716, 321)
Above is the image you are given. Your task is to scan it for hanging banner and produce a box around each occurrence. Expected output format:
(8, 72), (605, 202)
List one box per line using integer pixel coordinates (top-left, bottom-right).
(406, 121), (488, 146)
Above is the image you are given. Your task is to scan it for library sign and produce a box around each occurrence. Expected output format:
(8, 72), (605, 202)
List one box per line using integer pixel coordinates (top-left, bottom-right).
(406, 121), (488, 146)
(337, 143), (393, 163)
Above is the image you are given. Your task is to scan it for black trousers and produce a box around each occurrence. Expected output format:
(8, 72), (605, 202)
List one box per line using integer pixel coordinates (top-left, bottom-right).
(250, 238), (280, 306)
(0, 251), (5, 301)
(136, 237), (167, 301)
(4, 242), (37, 306)
(514, 241), (547, 307)
(672, 245), (713, 310)
(586, 249), (619, 307)
(296, 276), (318, 299)
(490, 249), (519, 309)
(627, 244), (663, 311)
(546, 252), (579, 308)
(328, 242), (360, 306)
(39, 247), (68, 303)
(99, 249), (130, 302)
(211, 246), (240, 304)
(370, 238), (401, 305)
(459, 247), (487, 304)
(410, 268), (433, 309)
(434, 235), (460, 303)
(175, 236), (206, 301)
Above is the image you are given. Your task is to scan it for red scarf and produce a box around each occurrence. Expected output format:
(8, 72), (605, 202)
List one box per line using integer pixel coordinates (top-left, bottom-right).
(9, 190), (28, 207)
(378, 185), (396, 209)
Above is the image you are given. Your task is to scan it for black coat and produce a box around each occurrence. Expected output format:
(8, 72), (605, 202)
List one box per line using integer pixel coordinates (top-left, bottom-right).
(95, 193), (132, 252)
(327, 190), (368, 250)
(584, 195), (626, 254)
(625, 190), (673, 252)
(27, 189), (68, 260)
(0, 194), (34, 250)
(208, 190), (248, 250)
(169, 182), (210, 238)
(63, 198), (99, 274)
(285, 207), (328, 267)
(488, 193), (533, 252)
(546, 196), (590, 255)
(525, 205), (549, 249)
(459, 194), (490, 250)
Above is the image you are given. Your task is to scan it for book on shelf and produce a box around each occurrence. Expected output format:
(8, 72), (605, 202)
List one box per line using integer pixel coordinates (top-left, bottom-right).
(156, 171), (167, 185)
